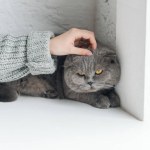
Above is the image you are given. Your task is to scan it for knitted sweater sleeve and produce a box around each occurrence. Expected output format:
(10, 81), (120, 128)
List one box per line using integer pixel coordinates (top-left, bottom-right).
(0, 31), (57, 82)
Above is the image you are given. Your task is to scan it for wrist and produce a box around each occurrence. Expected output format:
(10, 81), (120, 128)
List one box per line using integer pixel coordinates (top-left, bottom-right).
(49, 38), (55, 55)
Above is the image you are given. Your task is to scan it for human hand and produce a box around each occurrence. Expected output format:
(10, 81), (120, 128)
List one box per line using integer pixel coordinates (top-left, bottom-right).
(49, 28), (97, 56)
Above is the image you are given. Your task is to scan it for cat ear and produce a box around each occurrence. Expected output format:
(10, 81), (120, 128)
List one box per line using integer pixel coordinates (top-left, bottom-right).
(103, 54), (118, 64)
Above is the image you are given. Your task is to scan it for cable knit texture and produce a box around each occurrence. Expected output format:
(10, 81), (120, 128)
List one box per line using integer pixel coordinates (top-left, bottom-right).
(0, 31), (56, 82)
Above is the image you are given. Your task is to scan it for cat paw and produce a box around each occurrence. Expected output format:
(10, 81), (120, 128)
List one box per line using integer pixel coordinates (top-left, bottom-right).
(95, 95), (111, 109)
(108, 92), (120, 107)
(42, 90), (58, 99)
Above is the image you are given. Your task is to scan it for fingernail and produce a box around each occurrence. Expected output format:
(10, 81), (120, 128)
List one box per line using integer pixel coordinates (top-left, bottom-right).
(87, 52), (93, 56)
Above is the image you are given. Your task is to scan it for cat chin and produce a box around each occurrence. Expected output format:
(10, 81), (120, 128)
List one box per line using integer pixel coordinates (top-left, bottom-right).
(78, 86), (112, 93)
(69, 84), (107, 93)
(70, 87), (99, 93)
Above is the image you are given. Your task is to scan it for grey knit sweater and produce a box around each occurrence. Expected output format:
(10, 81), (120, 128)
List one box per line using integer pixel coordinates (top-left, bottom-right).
(0, 31), (56, 82)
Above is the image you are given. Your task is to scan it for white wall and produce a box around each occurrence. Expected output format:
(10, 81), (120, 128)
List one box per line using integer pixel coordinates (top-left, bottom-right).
(116, 0), (146, 120)
(0, 0), (95, 35)
(145, 0), (150, 120)
(0, 0), (116, 46)
(95, 0), (116, 49)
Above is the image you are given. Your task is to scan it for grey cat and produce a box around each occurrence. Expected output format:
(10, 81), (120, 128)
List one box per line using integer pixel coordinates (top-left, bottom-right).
(0, 43), (121, 109)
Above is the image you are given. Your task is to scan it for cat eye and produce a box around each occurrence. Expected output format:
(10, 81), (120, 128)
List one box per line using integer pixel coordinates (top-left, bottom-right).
(95, 69), (103, 75)
(77, 73), (85, 77)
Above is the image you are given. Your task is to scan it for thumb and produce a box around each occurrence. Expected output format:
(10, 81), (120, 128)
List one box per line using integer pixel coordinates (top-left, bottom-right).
(70, 47), (93, 56)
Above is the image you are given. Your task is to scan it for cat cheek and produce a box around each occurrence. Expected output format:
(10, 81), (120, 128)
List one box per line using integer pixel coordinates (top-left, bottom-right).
(72, 75), (85, 85)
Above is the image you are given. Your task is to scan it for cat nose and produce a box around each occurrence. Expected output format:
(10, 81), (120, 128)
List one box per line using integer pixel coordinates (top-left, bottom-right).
(87, 81), (93, 86)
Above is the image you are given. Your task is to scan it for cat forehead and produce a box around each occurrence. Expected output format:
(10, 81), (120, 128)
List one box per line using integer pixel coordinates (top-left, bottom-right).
(66, 52), (116, 64)
(65, 44), (117, 67)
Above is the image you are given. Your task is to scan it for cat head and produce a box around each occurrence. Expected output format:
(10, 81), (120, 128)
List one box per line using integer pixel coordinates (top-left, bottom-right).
(63, 43), (121, 93)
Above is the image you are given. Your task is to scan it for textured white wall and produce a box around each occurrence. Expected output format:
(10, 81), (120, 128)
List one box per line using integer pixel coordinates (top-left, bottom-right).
(95, 0), (116, 49)
(0, 0), (95, 35)
(0, 0), (116, 49)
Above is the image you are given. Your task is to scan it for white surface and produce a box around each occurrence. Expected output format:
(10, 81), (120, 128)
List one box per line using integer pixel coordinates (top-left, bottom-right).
(0, 96), (150, 150)
(116, 0), (146, 120)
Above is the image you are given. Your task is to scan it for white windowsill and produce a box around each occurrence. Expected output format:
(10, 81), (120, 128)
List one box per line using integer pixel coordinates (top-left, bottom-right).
(0, 96), (150, 150)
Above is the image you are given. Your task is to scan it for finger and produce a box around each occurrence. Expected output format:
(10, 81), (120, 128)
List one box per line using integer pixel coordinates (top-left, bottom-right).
(70, 47), (93, 56)
(76, 29), (97, 49)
